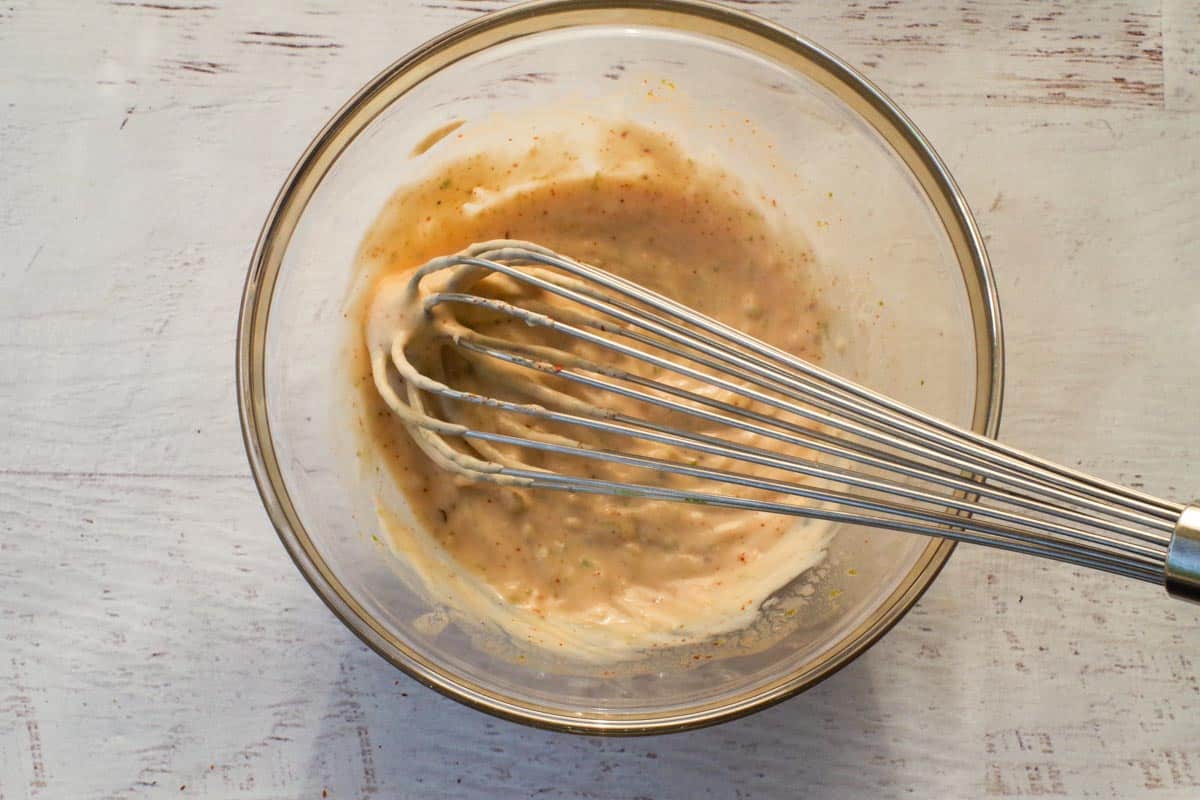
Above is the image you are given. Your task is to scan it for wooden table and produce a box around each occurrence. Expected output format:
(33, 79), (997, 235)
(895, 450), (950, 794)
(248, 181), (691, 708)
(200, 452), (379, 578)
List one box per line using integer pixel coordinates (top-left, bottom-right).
(3, 1), (1198, 797)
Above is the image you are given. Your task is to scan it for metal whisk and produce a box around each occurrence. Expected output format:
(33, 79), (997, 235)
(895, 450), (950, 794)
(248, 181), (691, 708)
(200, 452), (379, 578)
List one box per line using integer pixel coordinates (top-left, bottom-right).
(370, 241), (1200, 601)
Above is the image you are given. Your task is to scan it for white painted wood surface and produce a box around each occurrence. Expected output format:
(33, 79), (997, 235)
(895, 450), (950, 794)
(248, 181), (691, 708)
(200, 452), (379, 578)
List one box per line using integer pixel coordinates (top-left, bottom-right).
(2, 1), (1199, 797)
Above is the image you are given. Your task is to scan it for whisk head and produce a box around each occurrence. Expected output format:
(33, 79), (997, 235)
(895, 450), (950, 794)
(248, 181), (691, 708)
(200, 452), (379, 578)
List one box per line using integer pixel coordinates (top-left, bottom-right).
(369, 240), (1182, 584)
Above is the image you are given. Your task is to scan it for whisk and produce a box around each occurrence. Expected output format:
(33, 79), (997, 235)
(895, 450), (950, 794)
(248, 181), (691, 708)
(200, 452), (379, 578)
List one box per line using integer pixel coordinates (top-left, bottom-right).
(369, 241), (1200, 601)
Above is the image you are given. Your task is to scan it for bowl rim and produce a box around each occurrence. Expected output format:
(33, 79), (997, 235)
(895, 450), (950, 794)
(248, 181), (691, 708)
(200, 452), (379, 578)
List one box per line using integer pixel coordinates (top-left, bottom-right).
(236, 0), (1005, 735)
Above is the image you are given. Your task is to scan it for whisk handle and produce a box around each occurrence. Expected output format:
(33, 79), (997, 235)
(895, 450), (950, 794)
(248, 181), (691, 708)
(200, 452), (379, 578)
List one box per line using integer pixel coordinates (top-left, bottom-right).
(1165, 504), (1200, 602)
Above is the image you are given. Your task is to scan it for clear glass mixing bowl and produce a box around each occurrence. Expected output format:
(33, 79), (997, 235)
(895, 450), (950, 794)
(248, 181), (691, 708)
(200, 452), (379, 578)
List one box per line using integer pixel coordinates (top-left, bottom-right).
(237, 0), (1003, 733)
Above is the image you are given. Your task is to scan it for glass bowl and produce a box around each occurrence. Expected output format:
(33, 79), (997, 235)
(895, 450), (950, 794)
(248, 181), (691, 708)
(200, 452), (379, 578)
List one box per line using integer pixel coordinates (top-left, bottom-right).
(237, 0), (1003, 733)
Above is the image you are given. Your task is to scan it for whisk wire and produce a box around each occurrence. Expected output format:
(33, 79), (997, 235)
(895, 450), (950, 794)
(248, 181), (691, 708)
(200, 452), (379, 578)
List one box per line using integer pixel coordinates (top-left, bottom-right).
(438, 253), (1180, 530)
(432, 285), (1177, 539)
(504, 248), (1182, 521)
(456, 337), (1170, 556)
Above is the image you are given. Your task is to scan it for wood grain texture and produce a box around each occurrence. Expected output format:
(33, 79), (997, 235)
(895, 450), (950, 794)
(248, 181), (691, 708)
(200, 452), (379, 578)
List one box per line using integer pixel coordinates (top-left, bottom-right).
(2, 1), (1199, 798)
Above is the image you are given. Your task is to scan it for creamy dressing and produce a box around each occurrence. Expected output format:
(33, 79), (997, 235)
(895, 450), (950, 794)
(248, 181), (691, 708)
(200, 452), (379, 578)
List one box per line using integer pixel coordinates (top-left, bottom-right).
(351, 119), (836, 656)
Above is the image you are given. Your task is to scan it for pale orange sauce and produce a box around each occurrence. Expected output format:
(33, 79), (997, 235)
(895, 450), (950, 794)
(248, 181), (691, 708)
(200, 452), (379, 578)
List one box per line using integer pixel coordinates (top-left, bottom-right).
(353, 121), (834, 651)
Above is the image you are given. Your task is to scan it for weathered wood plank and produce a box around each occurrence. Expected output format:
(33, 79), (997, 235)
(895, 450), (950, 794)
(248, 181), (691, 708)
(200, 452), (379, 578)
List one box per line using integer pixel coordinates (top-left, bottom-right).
(1163, 0), (1200, 110)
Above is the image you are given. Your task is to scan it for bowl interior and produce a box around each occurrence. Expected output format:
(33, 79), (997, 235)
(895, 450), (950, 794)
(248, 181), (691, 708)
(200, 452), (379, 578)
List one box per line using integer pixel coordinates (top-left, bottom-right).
(243, 1), (997, 732)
